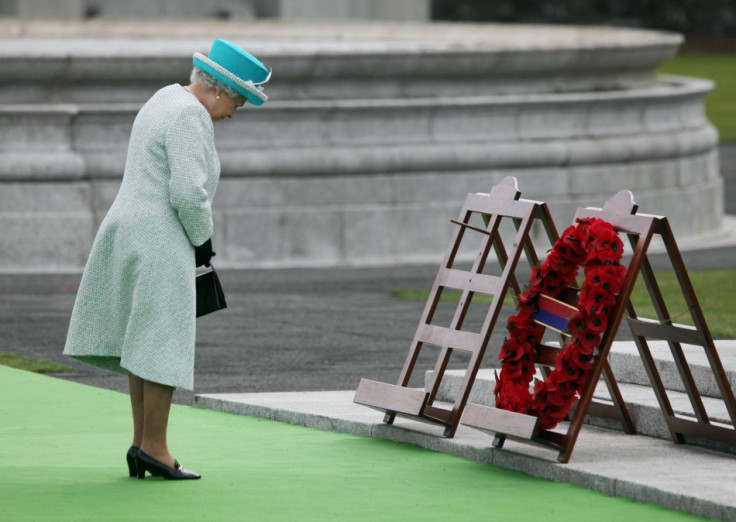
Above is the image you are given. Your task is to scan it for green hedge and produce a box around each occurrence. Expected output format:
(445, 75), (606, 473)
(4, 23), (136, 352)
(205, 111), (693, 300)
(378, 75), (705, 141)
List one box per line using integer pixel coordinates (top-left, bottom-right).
(433, 0), (736, 36)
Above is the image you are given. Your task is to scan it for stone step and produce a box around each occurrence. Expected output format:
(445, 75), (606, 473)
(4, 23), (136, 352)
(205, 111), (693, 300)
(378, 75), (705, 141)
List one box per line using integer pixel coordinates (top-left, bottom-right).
(428, 340), (736, 453)
(607, 339), (736, 398)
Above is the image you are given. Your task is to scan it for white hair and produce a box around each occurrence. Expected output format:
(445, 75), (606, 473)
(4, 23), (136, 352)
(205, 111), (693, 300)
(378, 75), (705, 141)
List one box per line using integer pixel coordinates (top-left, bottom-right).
(190, 67), (242, 99)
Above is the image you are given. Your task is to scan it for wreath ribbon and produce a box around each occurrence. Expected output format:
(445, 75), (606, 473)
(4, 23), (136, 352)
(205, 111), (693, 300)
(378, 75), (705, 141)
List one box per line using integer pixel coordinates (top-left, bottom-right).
(494, 217), (627, 430)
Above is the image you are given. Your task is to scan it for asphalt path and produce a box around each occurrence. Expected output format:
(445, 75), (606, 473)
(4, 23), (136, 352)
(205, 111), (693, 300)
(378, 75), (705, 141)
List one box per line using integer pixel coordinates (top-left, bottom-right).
(3, 145), (735, 406)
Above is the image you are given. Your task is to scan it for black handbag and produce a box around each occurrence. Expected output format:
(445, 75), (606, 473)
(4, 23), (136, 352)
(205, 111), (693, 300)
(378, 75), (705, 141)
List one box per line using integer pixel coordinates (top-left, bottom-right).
(196, 264), (227, 317)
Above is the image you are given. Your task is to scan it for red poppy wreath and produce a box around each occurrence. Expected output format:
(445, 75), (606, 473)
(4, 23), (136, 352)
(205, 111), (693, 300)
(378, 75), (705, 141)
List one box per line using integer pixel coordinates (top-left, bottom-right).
(493, 217), (627, 430)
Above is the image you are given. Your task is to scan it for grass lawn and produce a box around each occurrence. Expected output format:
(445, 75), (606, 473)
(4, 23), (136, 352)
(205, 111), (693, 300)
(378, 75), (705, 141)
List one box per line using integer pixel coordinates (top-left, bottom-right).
(391, 268), (736, 339)
(0, 351), (73, 374)
(0, 364), (702, 522)
(658, 53), (736, 142)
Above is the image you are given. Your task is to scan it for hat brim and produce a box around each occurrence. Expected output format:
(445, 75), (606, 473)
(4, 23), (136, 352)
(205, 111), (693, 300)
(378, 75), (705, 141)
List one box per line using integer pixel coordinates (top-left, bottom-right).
(193, 53), (267, 106)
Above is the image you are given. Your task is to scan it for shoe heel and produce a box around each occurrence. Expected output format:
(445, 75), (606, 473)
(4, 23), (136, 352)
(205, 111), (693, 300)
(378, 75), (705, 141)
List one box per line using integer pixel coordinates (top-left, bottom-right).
(135, 456), (146, 479)
(127, 455), (137, 477)
(126, 446), (139, 478)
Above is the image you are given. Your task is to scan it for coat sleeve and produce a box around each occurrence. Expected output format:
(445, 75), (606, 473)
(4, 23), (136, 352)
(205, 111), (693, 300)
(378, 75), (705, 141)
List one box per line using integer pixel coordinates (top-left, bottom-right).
(165, 105), (216, 247)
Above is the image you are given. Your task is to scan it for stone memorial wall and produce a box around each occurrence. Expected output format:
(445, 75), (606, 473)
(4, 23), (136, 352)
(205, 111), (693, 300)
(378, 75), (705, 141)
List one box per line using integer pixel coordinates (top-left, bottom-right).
(0, 21), (723, 271)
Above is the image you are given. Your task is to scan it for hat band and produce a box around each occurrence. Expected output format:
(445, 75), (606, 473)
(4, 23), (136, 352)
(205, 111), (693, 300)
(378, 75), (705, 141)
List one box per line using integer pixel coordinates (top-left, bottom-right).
(193, 52), (268, 103)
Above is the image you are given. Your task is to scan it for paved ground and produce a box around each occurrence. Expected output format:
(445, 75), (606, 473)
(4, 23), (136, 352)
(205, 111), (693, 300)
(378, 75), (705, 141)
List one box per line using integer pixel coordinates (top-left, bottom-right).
(0, 264), (502, 406)
(2, 145), (735, 407)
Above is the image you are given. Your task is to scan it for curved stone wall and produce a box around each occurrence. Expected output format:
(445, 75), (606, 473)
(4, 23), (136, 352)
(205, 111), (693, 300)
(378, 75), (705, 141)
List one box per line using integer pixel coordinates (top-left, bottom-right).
(0, 21), (723, 271)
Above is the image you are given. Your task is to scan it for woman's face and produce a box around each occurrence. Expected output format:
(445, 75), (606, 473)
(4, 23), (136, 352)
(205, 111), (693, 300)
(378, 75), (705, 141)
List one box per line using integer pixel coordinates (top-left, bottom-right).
(210, 92), (246, 122)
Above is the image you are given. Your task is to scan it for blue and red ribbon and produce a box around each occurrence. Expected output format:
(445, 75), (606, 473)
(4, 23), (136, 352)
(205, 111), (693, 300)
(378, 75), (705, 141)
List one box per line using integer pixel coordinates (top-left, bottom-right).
(531, 294), (578, 336)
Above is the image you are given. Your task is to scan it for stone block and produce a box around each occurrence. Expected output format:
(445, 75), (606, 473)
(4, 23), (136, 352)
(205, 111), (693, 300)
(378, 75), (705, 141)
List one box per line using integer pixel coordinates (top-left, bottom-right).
(0, 182), (90, 212)
(518, 103), (588, 140)
(674, 125), (719, 158)
(629, 159), (680, 190)
(386, 204), (455, 263)
(644, 100), (685, 133)
(278, 0), (429, 20)
(678, 96), (709, 129)
(391, 171), (482, 204)
(567, 164), (639, 197)
(586, 102), (643, 137)
(0, 213), (93, 271)
(279, 174), (393, 207)
(282, 208), (343, 264)
(566, 136), (631, 166)
(0, 109), (74, 152)
(0, 152), (85, 180)
(17, 0), (84, 18)
(214, 177), (283, 209)
(222, 209), (283, 267)
(704, 148), (721, 181)
(72, 109), (136, 152)
(216, 105), (329, 149)
(432, 103), (517, 143)
(513, 167), (570, 199)
(327, 105), (431, 145)
(678, 153), (712, 186)
(342, 207), (394, 264)
(344, 203), (454, 266)
(504, 48), (579, 75)
(83, 152), (127, 179)
(89, 179), (121, 218)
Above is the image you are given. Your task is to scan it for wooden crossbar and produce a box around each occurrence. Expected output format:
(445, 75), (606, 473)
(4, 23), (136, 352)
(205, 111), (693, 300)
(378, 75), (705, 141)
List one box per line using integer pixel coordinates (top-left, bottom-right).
(354, 176), (560, 437)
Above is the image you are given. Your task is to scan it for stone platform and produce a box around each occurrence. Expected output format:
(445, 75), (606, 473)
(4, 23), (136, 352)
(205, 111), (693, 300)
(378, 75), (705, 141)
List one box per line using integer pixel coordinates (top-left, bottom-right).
(0, 20), (724, 272)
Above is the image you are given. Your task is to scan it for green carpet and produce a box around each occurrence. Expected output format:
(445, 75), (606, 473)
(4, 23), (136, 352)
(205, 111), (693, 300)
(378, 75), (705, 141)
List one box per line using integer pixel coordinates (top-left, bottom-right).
(0, 366), (703, 521)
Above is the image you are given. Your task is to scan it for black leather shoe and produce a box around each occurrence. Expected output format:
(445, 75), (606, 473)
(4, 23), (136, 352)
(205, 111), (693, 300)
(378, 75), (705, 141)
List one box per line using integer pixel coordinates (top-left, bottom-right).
(126, 446), (139, 478)
(135, 449), (201, 480)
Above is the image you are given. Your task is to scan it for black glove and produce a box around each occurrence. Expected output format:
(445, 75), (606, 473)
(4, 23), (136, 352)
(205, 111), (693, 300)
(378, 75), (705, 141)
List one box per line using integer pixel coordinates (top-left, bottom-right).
(195, 238), (216, 267)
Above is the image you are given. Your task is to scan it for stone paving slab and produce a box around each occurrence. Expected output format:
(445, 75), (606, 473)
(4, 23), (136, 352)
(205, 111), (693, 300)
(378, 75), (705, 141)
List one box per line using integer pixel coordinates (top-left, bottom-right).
(195, 390), (736, 521)
(434, 368), (736, 453)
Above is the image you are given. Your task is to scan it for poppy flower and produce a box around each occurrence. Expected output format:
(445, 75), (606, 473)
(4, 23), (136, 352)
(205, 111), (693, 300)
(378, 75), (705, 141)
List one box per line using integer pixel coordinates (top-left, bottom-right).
(583, 267), (625, 295)
(581, 286), (616, 313)
(567, 347), (593, 371)
(498, 342), (521, 362)
(568, 315), (586, 338)
(517, 287), (538, 306)
(586, 312), (608, 334)
(546, 249), (571, 272)
(543, 391), (569, 407)
(504, 360), (534, 380)
(585, 227), (623, 263)
(577, 327), (601, 352)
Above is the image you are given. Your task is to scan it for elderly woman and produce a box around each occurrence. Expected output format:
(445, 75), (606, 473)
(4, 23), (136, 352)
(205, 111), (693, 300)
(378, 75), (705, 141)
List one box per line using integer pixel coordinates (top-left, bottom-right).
(63, 39), (270, 480)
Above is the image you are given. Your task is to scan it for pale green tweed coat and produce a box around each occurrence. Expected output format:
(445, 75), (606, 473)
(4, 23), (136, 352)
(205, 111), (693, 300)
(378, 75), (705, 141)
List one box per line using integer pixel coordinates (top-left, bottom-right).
(63, 84), (220, 391)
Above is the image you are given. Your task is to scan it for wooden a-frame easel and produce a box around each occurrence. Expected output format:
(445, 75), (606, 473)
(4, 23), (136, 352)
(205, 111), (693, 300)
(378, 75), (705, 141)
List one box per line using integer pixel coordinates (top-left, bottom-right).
(353, 177), (633, 438)
(462, 190), (736, 462)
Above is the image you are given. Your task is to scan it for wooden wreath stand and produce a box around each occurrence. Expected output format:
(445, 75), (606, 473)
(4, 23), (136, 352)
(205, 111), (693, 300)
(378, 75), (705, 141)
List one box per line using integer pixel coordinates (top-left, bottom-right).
(354, 176), (562, 437)
(461, 190), (736, 463)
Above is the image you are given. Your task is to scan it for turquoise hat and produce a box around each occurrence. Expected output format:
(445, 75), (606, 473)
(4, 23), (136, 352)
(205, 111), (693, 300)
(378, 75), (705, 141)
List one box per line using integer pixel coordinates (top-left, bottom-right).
(193, 39), (271, 106)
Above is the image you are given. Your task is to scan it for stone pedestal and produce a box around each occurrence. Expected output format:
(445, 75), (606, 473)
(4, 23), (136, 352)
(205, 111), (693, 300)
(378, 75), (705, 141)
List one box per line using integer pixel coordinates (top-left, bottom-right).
(0, 21), (724, 272)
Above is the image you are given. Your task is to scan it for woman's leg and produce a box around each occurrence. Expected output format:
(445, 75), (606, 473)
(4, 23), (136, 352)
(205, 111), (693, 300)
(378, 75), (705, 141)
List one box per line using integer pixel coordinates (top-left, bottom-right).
(139, 379), (176, 469)
(128, 374), (144, 448)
